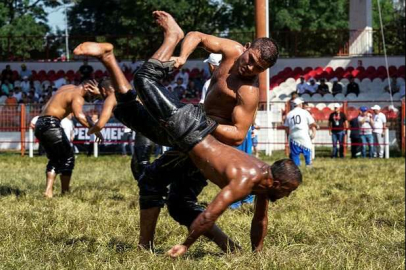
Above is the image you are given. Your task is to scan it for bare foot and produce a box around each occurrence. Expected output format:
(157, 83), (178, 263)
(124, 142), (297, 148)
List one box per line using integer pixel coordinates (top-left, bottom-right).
(153, 11), (184, 41)
(43, 189), (53, 198)
(73, 42), (114, 61)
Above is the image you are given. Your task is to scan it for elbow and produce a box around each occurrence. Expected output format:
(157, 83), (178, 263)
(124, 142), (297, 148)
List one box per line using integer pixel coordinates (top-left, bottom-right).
(233, 134), (248, 146)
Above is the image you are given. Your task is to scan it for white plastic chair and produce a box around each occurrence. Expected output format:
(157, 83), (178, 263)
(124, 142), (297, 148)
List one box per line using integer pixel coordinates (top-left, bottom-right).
(340, 78), (350, 85)
(361, 78), (372, 84)
(393, 92), (402, 100)
(335, 93), (345, 101)
(286, 78), (296, 86)
(315, 103), (327, 110)
(346, 93), (358, 100)
(323, 93), (334, 101)
(327, 103), (337, 110)
(301, 94), (311, 101)
(372, 78), (382, 84)
(311, 93), (322, 101)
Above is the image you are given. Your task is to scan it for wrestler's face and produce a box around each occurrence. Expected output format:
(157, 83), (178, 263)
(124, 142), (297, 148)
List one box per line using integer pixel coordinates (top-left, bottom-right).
(267, 181), (299, 202)
(236, 46), (268, 78)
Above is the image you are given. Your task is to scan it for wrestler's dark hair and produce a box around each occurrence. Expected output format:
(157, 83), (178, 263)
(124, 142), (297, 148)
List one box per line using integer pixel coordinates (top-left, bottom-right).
(98, 77), (112, 90)
(270, 159), (302, 186)
(250, 37), (279, 68)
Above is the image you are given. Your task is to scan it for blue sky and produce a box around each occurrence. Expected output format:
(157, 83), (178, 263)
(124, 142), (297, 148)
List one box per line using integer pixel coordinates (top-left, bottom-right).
(46, 6), (67, 32)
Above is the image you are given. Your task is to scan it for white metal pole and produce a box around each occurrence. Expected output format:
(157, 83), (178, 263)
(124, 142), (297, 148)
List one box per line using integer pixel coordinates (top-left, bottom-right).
(29, 128), (34, 158)
(64, 4), (70, 61)
(265, 0), (272, 156)
(93, 137), (98, 158)
(385, 128), (389, 159)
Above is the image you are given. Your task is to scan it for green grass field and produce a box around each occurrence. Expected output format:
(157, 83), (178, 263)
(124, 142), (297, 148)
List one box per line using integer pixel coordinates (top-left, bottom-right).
(0, 154), (404, 270)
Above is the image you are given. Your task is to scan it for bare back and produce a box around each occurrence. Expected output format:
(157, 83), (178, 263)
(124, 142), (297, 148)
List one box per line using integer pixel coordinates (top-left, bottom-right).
(189, 135), (267, 190)
(41, 85), (83, 120)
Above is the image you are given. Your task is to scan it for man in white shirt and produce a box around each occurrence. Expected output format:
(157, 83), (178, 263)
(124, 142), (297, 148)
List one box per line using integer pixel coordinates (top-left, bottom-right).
(199, 53), (222, 103)
(296, 76), (308, 95)
(61, 114), (75, 145)
(174, 68), (189, 86)
(371, 105), (386, 158)
(284, 98), (317, 166)
(13, 86), (23, 102)
(20, 76), (31, 93)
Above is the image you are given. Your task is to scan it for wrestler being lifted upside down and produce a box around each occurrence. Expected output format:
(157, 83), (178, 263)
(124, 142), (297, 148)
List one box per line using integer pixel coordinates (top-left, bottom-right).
(74, 10), (302, 258)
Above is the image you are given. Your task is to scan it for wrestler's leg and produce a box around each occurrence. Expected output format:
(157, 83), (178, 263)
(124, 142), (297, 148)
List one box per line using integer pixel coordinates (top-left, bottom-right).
(60, 175), (71, 194)
(44, 171), (56, 198)
(138, 207), (161, 250)
(73, 11), (183, 95)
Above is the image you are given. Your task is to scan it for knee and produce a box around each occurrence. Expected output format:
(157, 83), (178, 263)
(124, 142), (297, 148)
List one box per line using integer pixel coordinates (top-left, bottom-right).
(138, 173), (167, 210)
(167, 199), (203, 227)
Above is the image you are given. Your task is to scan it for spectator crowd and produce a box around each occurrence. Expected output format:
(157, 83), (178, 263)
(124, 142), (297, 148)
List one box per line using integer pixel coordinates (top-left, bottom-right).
(0, 61), (210, 106)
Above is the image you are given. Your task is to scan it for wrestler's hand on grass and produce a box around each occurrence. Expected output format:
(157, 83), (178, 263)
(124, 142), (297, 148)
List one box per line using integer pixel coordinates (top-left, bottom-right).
(167, 244), (188, 258)
(170, 56), (186, 69)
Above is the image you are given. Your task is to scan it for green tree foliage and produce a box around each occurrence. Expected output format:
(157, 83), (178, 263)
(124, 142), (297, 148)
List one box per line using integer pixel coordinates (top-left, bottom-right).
(67, 0), (232, 59)
(0, 0), (62, 60)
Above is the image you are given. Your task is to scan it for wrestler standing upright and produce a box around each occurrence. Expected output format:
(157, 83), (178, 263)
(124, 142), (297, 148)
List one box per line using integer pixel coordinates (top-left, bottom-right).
(35, 82), (103, 198)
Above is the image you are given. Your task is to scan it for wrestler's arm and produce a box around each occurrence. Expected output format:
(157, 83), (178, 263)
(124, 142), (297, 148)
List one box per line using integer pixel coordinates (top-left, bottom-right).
(72, 97), (92, 128)
(212, 85), (259, 146)
(251, 194), (269, 252)
(167, 181), (252, 257)
(174, 31), (242, 67)
(88, 94), (117, 134)
(72, 97), (104, 142)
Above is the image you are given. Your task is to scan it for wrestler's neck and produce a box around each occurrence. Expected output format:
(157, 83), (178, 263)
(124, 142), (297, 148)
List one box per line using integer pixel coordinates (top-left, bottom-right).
(230, 64), (258, 82)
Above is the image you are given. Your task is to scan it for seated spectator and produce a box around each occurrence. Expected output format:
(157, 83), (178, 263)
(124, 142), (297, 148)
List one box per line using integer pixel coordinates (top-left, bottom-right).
(5, 91), (18, 105)
(305, 78), (318, 95)
(13, 86), (23, 102)
(171, 77), (187, 99)
(53, 76), (67, 89)
(384, 77), (401, 94)
(78, 59), (94, 81)
(331, 77), (343, 96)
(20, 64), (32, 80)
(19, 92), (31, 104)
(1, 65), (13, 82)
(296, 76), (308, 95)
(28, 89), (39, 103)
(20, 76), (31, 93)
(316, 78), (330, 95)
(1, 78), (13, 96)
(346, 76), (360, 96)
(0, 94), (6, 104)
(174, 68), (189, 85)
(185, 80), (200, 99)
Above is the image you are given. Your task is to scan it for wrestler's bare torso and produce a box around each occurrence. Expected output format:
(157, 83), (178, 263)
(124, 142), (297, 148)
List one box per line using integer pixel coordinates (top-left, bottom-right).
(40, 85), (84, 120)
(204, 53), (259, 125)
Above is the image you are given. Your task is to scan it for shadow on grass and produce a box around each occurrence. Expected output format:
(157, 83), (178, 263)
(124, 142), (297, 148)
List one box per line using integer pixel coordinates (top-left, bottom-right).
(185, 250), (224, 260)
(0, 185), (25, 197)
(108, 237), (134, 253)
